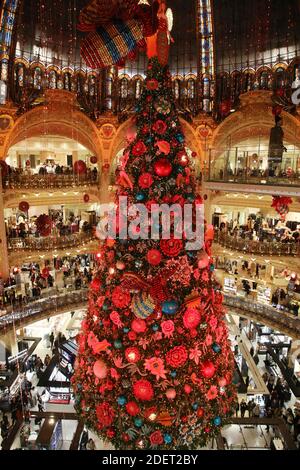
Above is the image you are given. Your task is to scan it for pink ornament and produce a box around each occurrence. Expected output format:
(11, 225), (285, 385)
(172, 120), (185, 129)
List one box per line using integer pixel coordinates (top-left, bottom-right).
(166, 388), (176, 400)
(218, 377), (227, 387)
(93, 359), (108, 379)
(183, 308), (201, 330)
(131, 318), (147, 333)
(116, 261), (125, 270)
(184, 384), (192, 394)
(147, 249), (162, 266)
(197, 251), (210, 269)
(200, 361), (216, 379)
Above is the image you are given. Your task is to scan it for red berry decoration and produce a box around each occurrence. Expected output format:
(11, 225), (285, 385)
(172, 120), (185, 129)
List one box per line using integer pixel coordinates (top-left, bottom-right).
(90, 156), (98, 164)
(153, 158), (172, 177)
(83, 194), (90, 203)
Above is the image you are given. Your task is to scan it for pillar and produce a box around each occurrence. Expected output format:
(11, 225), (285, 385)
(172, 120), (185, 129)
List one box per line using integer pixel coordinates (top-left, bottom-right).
(0, 168), (9, 280)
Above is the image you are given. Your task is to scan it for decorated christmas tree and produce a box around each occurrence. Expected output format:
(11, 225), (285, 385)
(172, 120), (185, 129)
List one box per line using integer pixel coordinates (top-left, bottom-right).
(72, 56), (236, 449)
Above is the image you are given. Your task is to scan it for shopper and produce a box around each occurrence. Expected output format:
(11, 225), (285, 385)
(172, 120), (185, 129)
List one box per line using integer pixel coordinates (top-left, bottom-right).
(86, 438), (96, 450)
(240, 399), (248, 418)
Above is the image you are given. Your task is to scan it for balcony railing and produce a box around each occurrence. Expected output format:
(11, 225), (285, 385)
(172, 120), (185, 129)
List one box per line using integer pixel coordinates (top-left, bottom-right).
(215, 232), (300, 256)
(3, 172), (99, 190)
(224, 293), (300, 338)
(206, 148), (300, 187)
(8, 231), (95, 252)
(0, 288), (88, 331)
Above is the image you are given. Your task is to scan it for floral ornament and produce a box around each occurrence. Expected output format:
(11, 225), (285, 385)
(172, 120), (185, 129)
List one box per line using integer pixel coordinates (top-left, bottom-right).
(144, 357), (167, 380)
(208, 316), (218, 330)
(189, 344), (202, 365)
(206, 385), (218, 400)
(152, 119), (167, 135)
(132, 140), (147, 157)
(110, 311), (124, 328)
(96, 402), (115, 428)
(146, 78), (159, 90)
(201, 271), (209, 282)
(133, 379), (154, 401)
(166, 346), (188, 368)
(161, 320), (175, 338)
(150, 430), (164, 446)
(138, 337), (150, 350)
(160, 238), (183, 257)
(112, 286), (131, 308)
(138, 172), (154, 189)
(183, 308), (201, 330)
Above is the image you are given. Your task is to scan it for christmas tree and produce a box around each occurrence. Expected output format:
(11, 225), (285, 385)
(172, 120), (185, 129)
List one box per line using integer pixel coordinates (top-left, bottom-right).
(72, 57), (236, 450)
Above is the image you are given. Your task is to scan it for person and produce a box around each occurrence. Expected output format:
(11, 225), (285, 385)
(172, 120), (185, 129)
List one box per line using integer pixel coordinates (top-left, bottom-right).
(240, 399), (248, 418)
(234, 400), (240, 417)
(80, 429), (89, 450)
(86, 438), (96, 450)
(253, 403), (260, 418)
(248, 399), (255, 417)
(49, 331), (54, 349)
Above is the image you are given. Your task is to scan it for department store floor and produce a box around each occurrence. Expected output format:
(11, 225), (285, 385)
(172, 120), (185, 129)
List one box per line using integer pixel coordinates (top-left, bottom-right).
(1, 308), (298, 451)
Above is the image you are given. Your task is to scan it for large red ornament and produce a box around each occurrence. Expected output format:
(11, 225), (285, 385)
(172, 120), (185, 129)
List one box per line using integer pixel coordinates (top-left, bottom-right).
(19, 201), (30, 212)
(74, 160), (87, 174)
(153, 158), (172, 177)
(200, 361), (216, 379)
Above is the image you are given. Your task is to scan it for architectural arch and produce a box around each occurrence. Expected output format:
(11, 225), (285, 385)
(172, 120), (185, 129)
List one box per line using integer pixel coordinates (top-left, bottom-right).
(1, 90), (103, 161)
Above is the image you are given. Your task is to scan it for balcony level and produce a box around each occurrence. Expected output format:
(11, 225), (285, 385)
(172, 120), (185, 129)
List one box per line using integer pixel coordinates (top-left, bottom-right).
(204, 147), (300, 197)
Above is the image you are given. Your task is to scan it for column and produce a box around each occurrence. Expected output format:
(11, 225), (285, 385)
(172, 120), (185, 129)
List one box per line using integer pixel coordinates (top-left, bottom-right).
(0, 168), (9, 280)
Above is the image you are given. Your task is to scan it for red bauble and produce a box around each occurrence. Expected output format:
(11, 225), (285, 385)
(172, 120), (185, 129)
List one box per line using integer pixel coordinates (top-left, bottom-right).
(83, 194), (90, 203)
(147, 249), (162, 266)
(19, 201), (29, 212)
(197, 408), (204, 418)
(126, 401), (140, 416)
(74, 160), (87, 174)
(153, 158), (172, 177)
(90, 156), (98, 164)
(133, 379), (154, 401)
(191, 151), (197, 158)
(200, 361), (216, 379)
(91, 278), (101, 292)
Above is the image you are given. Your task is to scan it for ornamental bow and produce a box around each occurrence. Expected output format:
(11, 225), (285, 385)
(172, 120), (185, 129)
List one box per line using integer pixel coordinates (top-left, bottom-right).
(120, 267), (176, 303)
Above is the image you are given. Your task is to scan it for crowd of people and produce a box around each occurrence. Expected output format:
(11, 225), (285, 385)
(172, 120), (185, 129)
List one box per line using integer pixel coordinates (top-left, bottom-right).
(217, 215), (300, 244)
(0, 256), (94, 310)
(3, 162), (98, 180)
(7, 212), (93, 240)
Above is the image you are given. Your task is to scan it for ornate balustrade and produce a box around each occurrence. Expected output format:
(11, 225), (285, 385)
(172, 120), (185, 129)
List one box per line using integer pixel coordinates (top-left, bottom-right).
(8, 231), (95, 252)
(224, 293), (300, 339)
(1, 286), (299, 339)
(0, 288), (88, 332)
(3, 173), (99, 190)
(215, 232), (300, 256)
